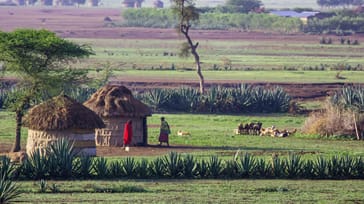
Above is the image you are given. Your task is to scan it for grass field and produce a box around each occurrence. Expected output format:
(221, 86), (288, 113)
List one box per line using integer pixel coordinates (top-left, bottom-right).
(72, 38), (364, 72)
(1, 111), (364, 159)
(107, 70), (364, 83)
(104, 0), (320, 9)
(12, 179), (364, 203)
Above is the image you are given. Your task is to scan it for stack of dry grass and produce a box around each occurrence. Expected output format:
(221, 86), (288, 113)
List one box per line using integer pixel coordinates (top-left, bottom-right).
(302, 101), (364, 138)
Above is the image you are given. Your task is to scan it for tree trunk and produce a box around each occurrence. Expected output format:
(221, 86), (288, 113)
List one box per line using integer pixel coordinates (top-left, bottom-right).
(11, 110), (23, 152)
(182, 28), (205, 94)
(192, 49), (205, 94)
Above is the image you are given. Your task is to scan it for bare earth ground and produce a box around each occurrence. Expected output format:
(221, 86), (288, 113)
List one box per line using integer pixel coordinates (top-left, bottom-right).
(0, 7), (362, 156)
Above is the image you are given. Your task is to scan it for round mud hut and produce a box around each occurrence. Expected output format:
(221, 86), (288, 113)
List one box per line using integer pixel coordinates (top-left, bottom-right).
(83, 85), (152, 147)
(25, 94), (105, 156)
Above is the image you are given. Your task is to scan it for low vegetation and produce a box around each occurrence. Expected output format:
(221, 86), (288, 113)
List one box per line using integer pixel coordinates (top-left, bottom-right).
(303, 86), (364, 139)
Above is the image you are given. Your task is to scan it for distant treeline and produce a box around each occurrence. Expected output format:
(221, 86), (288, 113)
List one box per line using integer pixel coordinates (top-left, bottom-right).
(120, 8), (303, 33)
(120, 8), (364, 34)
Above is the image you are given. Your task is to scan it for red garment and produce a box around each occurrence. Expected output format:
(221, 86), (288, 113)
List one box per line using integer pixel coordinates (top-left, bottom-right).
(123, 121), (133, 145)
(159, 133), (169, 143)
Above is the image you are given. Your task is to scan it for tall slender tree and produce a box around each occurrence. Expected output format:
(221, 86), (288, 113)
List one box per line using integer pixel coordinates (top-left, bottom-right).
(0, 29), (93, 152)
(171, 0), (205, 94)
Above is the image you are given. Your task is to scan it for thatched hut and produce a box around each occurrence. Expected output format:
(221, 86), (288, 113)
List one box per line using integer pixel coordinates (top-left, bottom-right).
(83, 85), (152, 147)
(25, 94), (105, 156)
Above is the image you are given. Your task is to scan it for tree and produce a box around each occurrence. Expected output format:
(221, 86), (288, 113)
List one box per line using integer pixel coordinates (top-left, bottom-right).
(171, 0), (205, 93)
(0, 29), (93, 152)
(225, 0), (262, 13)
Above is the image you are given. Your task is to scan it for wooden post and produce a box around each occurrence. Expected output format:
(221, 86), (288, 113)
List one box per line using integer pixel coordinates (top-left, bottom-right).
(353, 113), (360, 140)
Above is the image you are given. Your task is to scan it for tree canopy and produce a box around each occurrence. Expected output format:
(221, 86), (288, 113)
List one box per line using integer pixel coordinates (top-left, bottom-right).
(0, 29), (93, 152)
(225, 0), (263, 13)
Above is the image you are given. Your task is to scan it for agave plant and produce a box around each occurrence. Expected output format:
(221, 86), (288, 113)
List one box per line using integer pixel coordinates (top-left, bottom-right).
(353, 156), (364, 179)
(313, 156), (328, 179)
(236, 153), (256, 178)
(47, 138), (76, 179)
(0, 157), (21, 204)
(0, 157), (15, 180)
(73, 155), (93, 179)
(148, 158), (166, 178)
(207, 155), (223, 179)
(0, 177), (21, 204)
(195, 159), (208, 179)
(163, 152), (184, 178)
(92, 157), (109, 178)
(121, 157), (137, 178)
(182, 154), (197, 178)
(285, 153), (303, 178)
(22, 149), (48, 180)
(270, 154), (285, 178)
(136, 159), (149, 179)
(301, 160), (315, 179)
(339, 155), (355, 179)
(109, 161), (123, 178)
(223, 159), (237, 179)
(328, 155), (342, 179)
(255, 158), (270, 178)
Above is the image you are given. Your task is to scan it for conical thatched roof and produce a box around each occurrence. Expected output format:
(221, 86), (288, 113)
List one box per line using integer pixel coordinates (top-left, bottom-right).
(25, 94), (105, 131)
(83, 85), (152, 118)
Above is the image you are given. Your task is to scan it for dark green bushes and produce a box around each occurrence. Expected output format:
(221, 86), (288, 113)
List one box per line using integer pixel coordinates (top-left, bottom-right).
(136, 85), (291, 113)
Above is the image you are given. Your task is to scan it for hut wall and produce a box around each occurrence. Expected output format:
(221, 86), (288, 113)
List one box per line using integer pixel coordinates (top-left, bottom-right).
(26, 129), (96, 156)
(95, 117), (145, 147)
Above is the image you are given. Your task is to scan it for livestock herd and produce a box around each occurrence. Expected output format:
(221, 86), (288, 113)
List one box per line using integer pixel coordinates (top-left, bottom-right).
(235, 122), (297, 137)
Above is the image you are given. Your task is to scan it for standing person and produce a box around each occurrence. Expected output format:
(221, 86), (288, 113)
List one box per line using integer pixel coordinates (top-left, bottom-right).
(159, 117), (171, 146)
(123, 120), (132, 151)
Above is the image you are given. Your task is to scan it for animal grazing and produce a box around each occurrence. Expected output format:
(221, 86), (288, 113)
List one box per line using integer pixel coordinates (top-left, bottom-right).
(177, 130), (191, 136)
(260, 126), (297, 137)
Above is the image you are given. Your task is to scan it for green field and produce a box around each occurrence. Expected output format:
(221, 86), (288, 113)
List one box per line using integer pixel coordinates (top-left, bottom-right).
(72, 38), (364, 72)
(12, 179), (364, 203)
(109, 0), (320, 9)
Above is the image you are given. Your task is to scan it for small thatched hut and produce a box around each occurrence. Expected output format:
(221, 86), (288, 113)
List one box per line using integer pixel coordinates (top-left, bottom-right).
(83, 85), (152, 147)
(25, 94), (105, 156)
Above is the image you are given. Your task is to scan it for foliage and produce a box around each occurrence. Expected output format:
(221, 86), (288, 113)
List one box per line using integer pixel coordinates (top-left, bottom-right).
(0, 29), (93, 152)
(92, 157), (109, 178)
(224, 0), (263, 13)
(47, 138), (77, 179)
(20, 149), (48, 180)
(137, 85), (291, 113)
(0, 157), (21, 204)
(302, 94), (364, 138)
(121, 9), (302, 33)
(163, 152), (184, 178)
(73, 155), (93, 179)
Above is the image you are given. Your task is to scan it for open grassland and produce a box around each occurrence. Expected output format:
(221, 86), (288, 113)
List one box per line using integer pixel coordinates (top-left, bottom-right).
(13, 179), (364, 203)
(1, 111), (364, 160)
(111, 0), (320, 9)
(73, 38), (364, 71)
(108, 70), (364, 83)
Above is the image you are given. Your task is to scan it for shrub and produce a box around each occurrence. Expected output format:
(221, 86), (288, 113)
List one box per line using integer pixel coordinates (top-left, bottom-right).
(47, 138), (76, 179)
(0, 157), (21, 204)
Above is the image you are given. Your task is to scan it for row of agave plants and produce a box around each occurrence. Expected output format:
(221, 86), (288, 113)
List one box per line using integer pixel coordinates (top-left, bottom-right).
(2, 140), (364, 181)
(0, 83), (290, 114)
(135, 85), (291, 113)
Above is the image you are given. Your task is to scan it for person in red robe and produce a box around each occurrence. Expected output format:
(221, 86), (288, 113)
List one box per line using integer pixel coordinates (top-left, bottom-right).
(123, 120), (132, 150)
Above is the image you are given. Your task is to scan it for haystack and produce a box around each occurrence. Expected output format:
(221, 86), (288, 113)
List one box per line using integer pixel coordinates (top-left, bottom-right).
(83, 85), (152, 146)
(25, 94), (105, 156)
